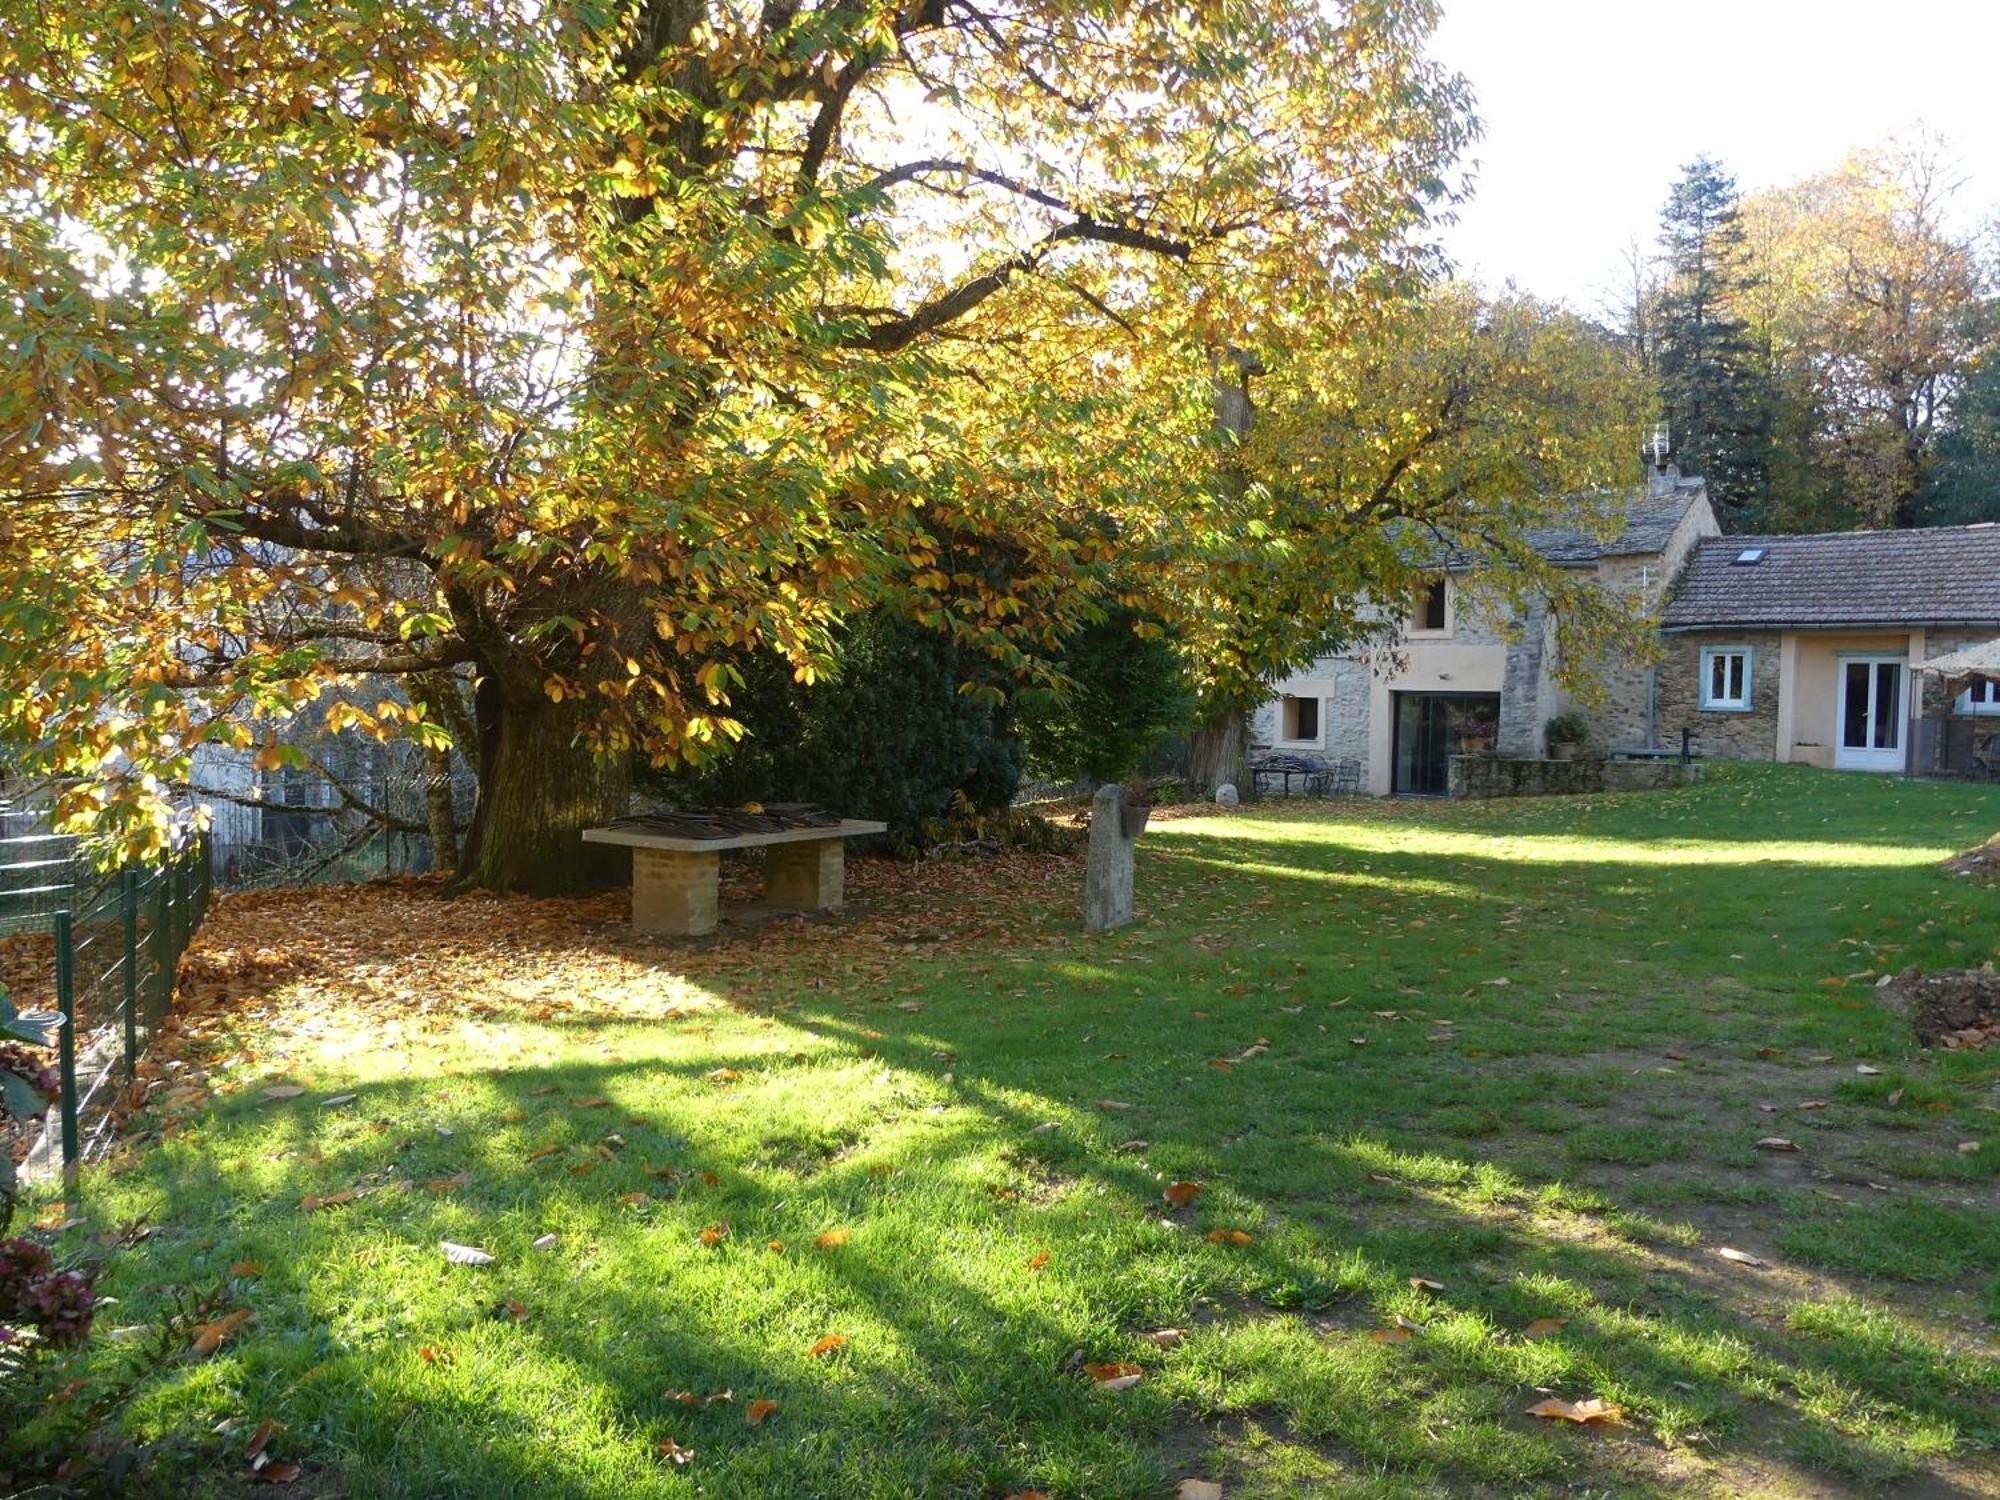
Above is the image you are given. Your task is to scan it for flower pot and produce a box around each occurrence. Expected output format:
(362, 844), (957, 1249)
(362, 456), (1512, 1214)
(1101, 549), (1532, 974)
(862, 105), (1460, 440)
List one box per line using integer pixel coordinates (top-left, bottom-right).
(1120, 802), (1153, 838)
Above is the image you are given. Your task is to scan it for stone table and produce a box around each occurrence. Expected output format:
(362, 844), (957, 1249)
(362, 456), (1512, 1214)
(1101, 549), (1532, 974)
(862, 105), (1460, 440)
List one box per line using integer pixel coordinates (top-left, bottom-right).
(582, 819), (887, 937)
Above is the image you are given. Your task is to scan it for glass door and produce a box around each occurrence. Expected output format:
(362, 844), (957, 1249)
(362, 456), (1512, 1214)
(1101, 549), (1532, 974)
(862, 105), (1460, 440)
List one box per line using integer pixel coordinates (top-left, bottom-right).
(1834, 656), (1906, 772)
(1393, 693), (1501, 795)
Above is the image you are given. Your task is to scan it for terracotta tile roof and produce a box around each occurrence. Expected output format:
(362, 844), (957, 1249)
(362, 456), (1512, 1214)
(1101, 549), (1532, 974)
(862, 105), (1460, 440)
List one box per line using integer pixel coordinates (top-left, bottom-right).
(1662, 523), (2000, 629)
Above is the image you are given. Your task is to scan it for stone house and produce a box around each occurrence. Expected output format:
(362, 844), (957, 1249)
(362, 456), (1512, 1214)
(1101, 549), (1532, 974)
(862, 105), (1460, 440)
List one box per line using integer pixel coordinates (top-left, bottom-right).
(1651, 523), (2000, 771)
(1252, 470), (1719, 795)
(1252, 477), (2000, 793)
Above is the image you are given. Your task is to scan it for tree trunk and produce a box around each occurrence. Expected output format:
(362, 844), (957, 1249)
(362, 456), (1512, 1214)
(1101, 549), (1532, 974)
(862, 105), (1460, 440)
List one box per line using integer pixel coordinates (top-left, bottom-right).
(1188, 707), (1250, 796)
(456, 686), (630, 893)
(423, 744), (458, 875)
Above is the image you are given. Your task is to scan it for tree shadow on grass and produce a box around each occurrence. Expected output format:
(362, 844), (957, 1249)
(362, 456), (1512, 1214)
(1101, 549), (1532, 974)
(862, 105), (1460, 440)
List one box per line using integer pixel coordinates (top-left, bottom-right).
(26, 773), (2000, 1497)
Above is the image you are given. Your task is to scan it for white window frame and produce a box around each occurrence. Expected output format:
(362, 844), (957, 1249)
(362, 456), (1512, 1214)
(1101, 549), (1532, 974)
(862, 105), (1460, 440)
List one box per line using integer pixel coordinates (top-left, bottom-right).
(1699, 645), (1753, 712)
(1954, 678), (2000, 716)
(1408, 577), (1452, 638)
(1278, 694), (1322, 745)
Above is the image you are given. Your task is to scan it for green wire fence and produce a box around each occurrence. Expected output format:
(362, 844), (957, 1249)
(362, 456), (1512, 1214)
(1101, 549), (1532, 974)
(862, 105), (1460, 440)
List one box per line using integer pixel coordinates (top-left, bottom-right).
(1, 809), (213, 1191)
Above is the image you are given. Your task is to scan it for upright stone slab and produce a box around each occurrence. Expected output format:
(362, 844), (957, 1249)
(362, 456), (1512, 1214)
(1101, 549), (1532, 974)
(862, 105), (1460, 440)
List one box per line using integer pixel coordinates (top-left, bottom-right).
(1083, 783), (1137, 933)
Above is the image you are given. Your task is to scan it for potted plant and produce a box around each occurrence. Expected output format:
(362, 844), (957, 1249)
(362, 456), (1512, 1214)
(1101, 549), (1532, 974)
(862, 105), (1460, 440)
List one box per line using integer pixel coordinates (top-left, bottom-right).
(1120, 774), (1155, 838)
(1446, 704), (1498, 754)
(1544, 712), (1589, 761)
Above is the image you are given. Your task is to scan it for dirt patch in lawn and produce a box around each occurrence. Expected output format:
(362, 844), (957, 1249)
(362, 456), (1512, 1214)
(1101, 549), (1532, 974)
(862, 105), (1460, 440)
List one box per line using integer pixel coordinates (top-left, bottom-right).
(1878, 967), (2000, 1052)
(1942, 834), (2000, 883)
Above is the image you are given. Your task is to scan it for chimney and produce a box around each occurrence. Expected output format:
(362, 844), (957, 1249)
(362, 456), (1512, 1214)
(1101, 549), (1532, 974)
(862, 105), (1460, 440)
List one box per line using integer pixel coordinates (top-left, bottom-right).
(1644, 420), (1672, 473)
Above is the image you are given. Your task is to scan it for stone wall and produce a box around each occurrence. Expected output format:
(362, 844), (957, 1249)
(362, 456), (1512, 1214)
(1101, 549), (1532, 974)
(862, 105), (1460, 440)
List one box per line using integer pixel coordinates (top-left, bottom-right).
(1449, 754), (1703, 800)
(1256, 657), (1372, 763)
(1645, 630), (1782, 760)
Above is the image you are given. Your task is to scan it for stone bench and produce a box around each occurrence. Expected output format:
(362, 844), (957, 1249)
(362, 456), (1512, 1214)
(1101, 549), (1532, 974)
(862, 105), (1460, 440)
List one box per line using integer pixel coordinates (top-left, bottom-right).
(582, 819), (887, 937)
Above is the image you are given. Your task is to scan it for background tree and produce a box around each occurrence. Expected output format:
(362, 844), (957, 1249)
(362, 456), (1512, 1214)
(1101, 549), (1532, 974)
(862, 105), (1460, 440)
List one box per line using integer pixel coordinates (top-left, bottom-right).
(1740, 136), (1994, 528)
(0, 0), (1473, 890)
(1653, 157), (1775, 529)
(1013, 606), (1192, 787)
(1920, 341), (2000, 524)
(649, 609), (1020, 848)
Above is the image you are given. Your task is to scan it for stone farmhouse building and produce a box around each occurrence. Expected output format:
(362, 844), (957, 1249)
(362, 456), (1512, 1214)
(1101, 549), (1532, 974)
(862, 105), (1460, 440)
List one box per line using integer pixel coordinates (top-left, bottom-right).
(1253, 471), (2000, 794)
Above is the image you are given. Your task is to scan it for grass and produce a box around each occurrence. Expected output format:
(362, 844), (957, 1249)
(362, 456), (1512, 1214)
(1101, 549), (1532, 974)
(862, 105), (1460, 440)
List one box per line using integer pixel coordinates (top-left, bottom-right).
(6, 764), (1999, 1498)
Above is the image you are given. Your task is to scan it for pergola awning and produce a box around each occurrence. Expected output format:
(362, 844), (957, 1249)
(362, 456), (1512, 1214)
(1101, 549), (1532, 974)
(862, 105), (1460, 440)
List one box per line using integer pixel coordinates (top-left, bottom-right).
(1916, 640), (2000, 681)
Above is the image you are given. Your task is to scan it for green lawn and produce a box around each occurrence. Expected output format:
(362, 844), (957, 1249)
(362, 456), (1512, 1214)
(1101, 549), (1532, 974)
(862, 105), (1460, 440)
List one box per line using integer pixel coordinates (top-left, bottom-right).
(8, 765), (1999, 1498)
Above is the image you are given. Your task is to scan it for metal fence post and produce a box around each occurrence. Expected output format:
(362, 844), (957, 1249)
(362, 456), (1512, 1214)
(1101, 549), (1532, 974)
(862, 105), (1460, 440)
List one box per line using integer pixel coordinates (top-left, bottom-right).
(121, 867), (139, 1082)
(151, 872), (170, 1030)
(53, 910), (79, 1192)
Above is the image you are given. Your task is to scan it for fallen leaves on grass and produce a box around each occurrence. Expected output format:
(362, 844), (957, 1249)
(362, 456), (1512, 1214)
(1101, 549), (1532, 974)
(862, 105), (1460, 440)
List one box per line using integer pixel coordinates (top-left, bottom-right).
(230, 1262), (261, 1278)
(190, 1308), (254, 1356)
(1163, 1181), (1203, 1207)
(424, 1170), (472, 1192)
(525, 1143), (561, 1163)
(261, 1085), (306, 1101)
(440, 1241), (495, 1266)
(656, 1437), (695, 1466)
(1755, 1138), (1800, 1152)
(531, 1233), (559, 1252)
(746, 1399), (779, 1426)
(299, 1190), (356, 1213)
(1715, 1246), (1766, 1267)
(1174, 1482), (1223, 1500)
(1141, 1328), (1185, 1348)
(1204, 1228), (1253, 1245)
(1367, 1326), (1412, 1344)
(806, 1335), (847, 1358)
(1025, 1251), (1050, 1271)
(699, 1223), (729, 1247)
(814, 1228), (849, 1248)
(1408, 1275), (1444, 1292)
(1083, 1361), (1144, 1391)
(1522, 1318), (1569, 1339)
(1526, 1397), (1622, 1426)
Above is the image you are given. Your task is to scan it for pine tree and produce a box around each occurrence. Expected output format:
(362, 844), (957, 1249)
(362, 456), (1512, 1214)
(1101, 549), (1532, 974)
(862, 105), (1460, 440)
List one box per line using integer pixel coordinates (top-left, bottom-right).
(1654, 158), (1776, 529)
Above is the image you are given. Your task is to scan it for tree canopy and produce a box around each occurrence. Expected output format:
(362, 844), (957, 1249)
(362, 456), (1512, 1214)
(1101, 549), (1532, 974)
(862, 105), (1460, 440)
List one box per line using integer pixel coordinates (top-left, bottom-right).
(3, 0), (1478, 886)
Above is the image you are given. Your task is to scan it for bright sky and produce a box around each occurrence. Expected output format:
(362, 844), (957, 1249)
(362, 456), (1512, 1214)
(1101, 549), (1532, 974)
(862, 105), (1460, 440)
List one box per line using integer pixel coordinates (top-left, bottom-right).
(1430, 0), (2000, 311)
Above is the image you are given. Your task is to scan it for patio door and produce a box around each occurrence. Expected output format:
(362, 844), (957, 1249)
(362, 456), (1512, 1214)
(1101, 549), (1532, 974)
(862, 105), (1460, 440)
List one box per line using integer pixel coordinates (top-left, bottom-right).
(1392, 692), (1500, 796)
(1834, 656), (1907, 772)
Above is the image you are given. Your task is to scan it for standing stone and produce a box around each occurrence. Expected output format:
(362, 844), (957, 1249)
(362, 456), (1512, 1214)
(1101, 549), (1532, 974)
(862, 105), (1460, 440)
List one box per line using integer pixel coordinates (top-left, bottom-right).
(1214, 783), (1240, 806)
(1083, 783), (1138, 933)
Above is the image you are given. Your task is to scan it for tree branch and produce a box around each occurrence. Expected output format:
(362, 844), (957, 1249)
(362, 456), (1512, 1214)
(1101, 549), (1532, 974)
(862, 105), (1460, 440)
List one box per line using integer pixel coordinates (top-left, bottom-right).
(842, 216), (1192, 353)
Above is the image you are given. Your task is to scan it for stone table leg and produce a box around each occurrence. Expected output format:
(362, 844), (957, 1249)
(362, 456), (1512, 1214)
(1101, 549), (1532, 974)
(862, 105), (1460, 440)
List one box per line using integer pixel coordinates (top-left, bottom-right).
(766, 838), (844, 912)
(632, 847), (720, 937)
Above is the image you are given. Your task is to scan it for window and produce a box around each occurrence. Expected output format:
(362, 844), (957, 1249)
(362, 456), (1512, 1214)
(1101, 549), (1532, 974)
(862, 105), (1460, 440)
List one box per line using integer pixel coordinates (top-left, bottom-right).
(1411, 578), (1449, 634)
(1699, 646), (1752, 711)
(1954, 679), (2000, 716)
(1281, 695), (1320, 741)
